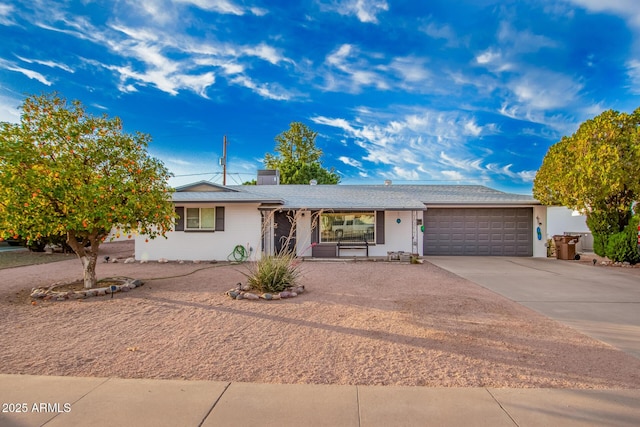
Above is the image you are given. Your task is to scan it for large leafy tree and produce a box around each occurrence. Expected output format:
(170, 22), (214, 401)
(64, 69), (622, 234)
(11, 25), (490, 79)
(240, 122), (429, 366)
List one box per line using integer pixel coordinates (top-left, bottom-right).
(0, 93), (175, 289)
(264, 122), (340, 184)
(533, 108), (640, 253)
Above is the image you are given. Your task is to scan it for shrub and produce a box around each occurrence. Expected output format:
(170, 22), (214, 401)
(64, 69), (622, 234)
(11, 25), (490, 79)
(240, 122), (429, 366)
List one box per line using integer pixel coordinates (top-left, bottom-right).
(605, 216), (640, 263)
(245, 252), (301, 293)
(592, 232), (608, 257)
(587, 210), (618, 257)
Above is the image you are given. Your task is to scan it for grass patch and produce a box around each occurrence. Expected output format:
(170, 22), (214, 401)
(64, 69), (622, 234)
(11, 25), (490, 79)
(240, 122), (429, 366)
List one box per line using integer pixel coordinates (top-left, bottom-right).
(0, 245), (75, 270)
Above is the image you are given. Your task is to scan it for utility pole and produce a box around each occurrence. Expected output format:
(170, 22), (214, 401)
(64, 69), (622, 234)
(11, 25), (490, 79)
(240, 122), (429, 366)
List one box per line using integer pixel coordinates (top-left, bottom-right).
(222, 135), (227, 185)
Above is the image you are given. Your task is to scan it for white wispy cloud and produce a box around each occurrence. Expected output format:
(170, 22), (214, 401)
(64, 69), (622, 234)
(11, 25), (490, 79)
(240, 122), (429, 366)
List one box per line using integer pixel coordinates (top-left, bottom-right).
(508, 69), (584, 110)
(22, 2), (293, 100)
(242, 43), (291, 65)
(497, 21), (557, 53)
(15, 55), (75, 73)
(627, 60), (640, 94)
(0, 94), (21, 123)
(463, 120), (483, 137)
(229, 76), (293, 100)
(322, 44), (436, 93)
(421, 20), (459, 46)
(441, 170), (466, 181)
(439, 152), (483, 171)
(472, 16), (587, 131)
(566, 0), (640, 29)
(320, 0), (389, 24)
(174, 0), (246, 16)
(0, 3), (17, 26)
(392, 166), (419, 180)
(386, 56), (431, 84)
(323, 44), (389, 92)
(338, 156), (363, 168)
(475, 49), (513, 72)
(440, 153), (537, 183)
(312, 108), (532, 183)
(0, 58), (52, 85)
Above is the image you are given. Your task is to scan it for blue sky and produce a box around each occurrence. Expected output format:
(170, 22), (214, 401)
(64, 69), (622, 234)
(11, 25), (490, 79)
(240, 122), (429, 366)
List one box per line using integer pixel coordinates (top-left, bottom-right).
(1, 0), (639, 194)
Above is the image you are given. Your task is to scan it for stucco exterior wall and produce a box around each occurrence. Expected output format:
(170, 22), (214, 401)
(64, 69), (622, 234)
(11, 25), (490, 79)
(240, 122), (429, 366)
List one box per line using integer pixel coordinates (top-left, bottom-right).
(371, 210), (417, 256)
(533, 205), (548, 258)
(547, 207), (589, 236)
(135, 203), (262, 261)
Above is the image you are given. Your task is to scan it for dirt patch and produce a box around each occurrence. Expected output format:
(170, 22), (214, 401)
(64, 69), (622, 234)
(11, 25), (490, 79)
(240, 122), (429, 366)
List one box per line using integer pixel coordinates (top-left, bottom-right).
(1, 241), (639, 388)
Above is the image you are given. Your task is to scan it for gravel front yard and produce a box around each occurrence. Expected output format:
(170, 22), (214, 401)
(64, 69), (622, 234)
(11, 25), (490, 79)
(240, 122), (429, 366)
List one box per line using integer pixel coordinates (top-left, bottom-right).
(2, 241), (639, 388)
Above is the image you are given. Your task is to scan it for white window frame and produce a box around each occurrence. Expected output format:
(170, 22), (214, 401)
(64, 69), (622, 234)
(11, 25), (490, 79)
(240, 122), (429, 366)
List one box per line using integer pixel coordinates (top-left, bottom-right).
(320, 212), (375, 243)
(186, 207), (216, 230)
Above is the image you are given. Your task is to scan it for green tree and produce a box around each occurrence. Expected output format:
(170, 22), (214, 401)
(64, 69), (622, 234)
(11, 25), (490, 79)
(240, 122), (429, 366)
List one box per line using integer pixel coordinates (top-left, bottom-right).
(264, 122), (340, 184)
(533, 108), (640, 256)
(0, 93), (175, 289)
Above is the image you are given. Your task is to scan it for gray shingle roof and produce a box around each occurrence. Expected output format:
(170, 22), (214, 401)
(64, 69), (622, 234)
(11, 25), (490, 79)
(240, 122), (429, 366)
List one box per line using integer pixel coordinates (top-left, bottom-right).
(173, 183), (539, 209)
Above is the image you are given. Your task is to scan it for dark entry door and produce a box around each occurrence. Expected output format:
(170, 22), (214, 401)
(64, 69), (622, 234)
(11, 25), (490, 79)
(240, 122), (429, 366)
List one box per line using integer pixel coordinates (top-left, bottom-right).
(274, 210), (296, 255)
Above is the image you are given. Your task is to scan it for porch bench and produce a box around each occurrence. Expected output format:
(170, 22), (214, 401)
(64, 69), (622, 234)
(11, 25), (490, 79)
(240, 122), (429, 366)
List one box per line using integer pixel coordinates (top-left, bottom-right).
(336, 238), (369, 257)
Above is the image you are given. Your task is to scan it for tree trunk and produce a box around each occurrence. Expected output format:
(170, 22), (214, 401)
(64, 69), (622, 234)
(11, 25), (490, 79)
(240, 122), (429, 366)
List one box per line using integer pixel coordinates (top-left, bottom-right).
(67, 230), (103, 289)
(80, 252), (98, 289)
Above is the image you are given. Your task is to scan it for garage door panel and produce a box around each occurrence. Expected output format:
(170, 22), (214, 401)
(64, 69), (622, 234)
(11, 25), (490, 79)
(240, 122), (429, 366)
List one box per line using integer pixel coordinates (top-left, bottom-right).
(425, 208), (533, 256)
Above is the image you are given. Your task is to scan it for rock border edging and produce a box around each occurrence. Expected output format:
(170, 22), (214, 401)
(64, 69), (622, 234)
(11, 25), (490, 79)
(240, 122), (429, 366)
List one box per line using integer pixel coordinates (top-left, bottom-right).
(225, 283), (305, 301)
(30, 277), (144, 301)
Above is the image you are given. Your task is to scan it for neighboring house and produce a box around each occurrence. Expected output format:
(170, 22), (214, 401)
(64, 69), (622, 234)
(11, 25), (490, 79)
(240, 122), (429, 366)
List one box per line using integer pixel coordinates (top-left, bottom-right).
(134, 179), (547, 261)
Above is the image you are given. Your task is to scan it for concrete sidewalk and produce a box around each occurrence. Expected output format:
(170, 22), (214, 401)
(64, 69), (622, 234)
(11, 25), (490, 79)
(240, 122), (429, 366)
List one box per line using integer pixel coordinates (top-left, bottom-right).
(1, 375), (639, 426)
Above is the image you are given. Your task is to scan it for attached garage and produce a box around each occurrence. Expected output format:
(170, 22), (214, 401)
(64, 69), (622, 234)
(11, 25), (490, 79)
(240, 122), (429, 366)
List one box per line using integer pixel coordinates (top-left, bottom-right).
(424, 208), (533, 256)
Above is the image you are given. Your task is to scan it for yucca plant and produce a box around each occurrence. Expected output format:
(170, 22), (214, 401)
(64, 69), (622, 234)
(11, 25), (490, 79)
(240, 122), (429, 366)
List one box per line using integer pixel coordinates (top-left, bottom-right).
(242, 209), (319, 294)
(245, 251), (301, 293)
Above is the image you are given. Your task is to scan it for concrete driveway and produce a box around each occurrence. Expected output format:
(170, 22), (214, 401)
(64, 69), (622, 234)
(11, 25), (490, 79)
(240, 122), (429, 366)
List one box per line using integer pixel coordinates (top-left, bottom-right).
(426, 257), (640, 360)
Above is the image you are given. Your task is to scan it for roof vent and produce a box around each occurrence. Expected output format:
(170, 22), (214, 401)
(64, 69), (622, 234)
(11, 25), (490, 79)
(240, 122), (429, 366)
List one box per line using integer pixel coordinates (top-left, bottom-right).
(309, 179), (317, 185)
(384, 180), (392, 186)
(257, 169), (280, 185)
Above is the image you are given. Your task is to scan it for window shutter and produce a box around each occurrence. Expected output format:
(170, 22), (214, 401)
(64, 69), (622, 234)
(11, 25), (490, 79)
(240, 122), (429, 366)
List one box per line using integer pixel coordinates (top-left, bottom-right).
(215, 206), (225, 231)
(175, 207), (184, 231)
(376, 211), (385, 244)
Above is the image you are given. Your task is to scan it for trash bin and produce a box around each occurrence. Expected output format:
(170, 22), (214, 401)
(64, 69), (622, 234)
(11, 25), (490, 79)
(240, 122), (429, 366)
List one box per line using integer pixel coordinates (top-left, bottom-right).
(553, 235), (580, 260)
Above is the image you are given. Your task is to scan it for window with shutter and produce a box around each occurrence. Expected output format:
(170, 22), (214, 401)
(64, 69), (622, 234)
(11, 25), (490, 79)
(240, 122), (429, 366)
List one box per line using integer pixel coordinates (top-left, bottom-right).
(174, 207), (184, 231)
(215, 207), (225, 231)
(376, 211), (385, 244)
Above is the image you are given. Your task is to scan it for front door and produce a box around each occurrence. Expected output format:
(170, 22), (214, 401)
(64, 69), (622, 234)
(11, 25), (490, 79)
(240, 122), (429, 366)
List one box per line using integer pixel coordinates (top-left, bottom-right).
(274, 210), (296, 255)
